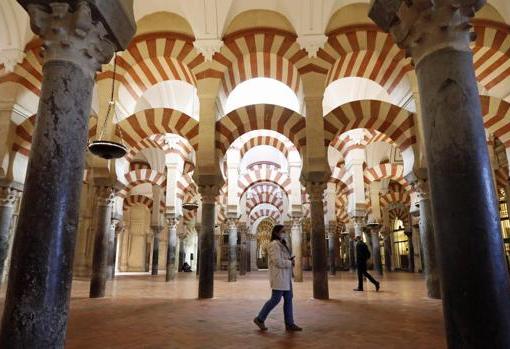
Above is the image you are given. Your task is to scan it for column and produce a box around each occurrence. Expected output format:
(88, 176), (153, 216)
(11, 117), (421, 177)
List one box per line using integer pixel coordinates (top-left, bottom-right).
(352, 217), (365, 270)
(305, 182), (329, 299)
(404, 229), (415, 273)
(383, 231), (393, 272)
(291, 215), (303, 282)
(226, 217), (238, 282)
(89, 186), (115, 298)
(370, 1), (510, 346)
(248, 233), (258, 271)
(197, 185), (219, 298)
(0, 3), (133, 346)
(239, 223), (247, 276)
(165, 215), (178, 282)
(327, 222), (337, 275)
(415, 179), (441, 299)
(151, 225), (161, 275)
(106, 216), (120, 280)
(369, 227), (383, 276)
(214, 231), (221, 271)
(0, 182), (21, 285)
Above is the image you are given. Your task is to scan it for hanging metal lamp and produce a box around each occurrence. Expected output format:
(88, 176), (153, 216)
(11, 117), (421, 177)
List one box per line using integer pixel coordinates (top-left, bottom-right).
(88, 54), (127, 159)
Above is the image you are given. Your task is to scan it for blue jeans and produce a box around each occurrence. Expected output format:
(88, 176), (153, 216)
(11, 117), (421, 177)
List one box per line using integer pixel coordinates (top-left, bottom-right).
(257, 289), (294, 325)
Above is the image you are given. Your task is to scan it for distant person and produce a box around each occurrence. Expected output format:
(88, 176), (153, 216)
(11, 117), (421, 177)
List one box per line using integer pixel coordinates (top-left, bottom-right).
(181, 262), (192, 272)
(353, 235), (380, 292)
(253, 224), (302, 332)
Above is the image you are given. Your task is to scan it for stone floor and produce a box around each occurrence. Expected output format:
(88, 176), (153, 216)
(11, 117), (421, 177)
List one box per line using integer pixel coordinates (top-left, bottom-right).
(0, 271), (446, 349)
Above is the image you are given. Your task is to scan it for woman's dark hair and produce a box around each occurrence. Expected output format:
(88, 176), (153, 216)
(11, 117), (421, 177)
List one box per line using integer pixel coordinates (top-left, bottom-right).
(270, 224), (285, 241)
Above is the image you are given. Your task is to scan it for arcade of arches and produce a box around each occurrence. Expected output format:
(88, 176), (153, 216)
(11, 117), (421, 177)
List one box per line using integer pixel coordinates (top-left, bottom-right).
(0, 0), (510, 348)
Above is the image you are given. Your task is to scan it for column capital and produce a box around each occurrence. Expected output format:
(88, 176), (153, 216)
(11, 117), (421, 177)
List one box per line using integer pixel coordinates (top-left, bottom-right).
(165, 214), (179, 227)
(95, 186), (115, 206)
(0, 184), (22, 208)
(25, 2), (118, 75)
(369, 0), (484, 66)
(406, 170), (430, 201)
(198, 184), (221, 204)
(305, 181), (326, 202)
(225, 216), (239, 229)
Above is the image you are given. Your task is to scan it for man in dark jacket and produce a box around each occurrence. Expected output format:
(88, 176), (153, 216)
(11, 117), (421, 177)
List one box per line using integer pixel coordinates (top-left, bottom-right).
(353, 235), (380, 292)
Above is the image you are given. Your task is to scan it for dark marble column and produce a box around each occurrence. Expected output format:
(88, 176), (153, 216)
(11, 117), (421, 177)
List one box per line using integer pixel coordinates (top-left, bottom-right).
(306, 182), (329, 299)
(383, 232), (393, 272)
(414, 179), (441, 299)
(239, 224), (247, 276)
(327, 223), (337, 275)
(226, 217), (238, 282)
(404, 230), (415, 273)
(370, 1), (510, 346)
(0, 182), (21, 285)
(90, 186), (115, 298)
(151, 225), (161, 276)
(165, 216), (178, 282)
(370, 228), (383, 276)
(197, 185), (219, 298)
(0, 2), (134, 346)
(349, 238), (356, 271)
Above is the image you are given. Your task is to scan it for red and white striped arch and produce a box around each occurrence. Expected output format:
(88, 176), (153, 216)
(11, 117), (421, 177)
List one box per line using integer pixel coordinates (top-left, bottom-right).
(97, 32), (204, 112)
(12, 114), (97, 157)
(216, 104), (306, 154)
(213, 28), (309, 105)
(0, 42), (43, 96)
(331, 128), (396, 158)
(246, 192), (285, 216)
(116, 108), (199, 151)
(363, 163), (409, 189)
(238, 164), (292, 197)
(324, 100), (415, 152)
(472, 20), (510, 97)
(119, 169), (166, 198)
(123, 195), (165, 214)
(125, 134), (195, 173)
(250, 206), (281, 225)
(380, 183), (411, 208)
(238, 134), (295, 159)
(388, 205), (410, 228)
(481, 96), (510, 150)
(319, 24), (412, 100)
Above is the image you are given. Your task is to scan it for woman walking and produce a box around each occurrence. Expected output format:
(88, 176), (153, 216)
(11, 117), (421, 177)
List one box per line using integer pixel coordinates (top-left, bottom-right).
(253, 224), (302, 331)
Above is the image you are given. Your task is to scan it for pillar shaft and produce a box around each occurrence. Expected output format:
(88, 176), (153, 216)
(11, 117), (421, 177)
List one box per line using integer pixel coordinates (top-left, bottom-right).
(327, 224), (337, 275)
(371, 230), (383, 275)
(405, 230), (415, 273)
(291, 217), (303, 282)
(418, 192), (441, 299)
(0, 184), (19, 284)
(239, 228), (247, 276)
(369, 1), (510, 346)
(151, 226), (160, 275)
(90, 187), (115, 298)
(106, 219), (119, 281)
(0, 3), (124, 345)
(227, 218), (238, 282)
(306, 182), (329, 299)
(383, 233), (392, 272)
(165, 217), (178, 282)
(198, 186), (218, 299)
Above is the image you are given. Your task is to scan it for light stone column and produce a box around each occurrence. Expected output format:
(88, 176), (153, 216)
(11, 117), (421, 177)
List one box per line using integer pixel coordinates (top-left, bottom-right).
(0, 183), (21, 286)
(291, 216), (303, 282)
(0, 3), (134, 346)
(106, 216), (120, 280)
(248, 233), (258, 271)
(197, 185), (220, 299)
(165, 215), (178, 282)
(90, 186), (115, 298)
(305, 182), (329, 300)
(226, 217), (238, 282)
(370, 1), (510, 346)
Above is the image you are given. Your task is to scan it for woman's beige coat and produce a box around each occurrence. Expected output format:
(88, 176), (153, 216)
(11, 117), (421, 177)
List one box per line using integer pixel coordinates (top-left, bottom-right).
(268, 240), (293, 291)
